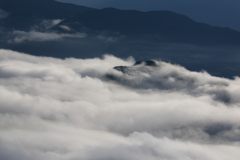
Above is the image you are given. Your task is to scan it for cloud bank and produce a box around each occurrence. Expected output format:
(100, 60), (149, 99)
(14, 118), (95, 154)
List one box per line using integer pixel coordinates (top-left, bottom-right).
(1, 49), (240, 160)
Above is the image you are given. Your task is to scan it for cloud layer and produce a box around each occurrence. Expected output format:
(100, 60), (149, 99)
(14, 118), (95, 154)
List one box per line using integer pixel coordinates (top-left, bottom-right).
(1, 49), (240, 160)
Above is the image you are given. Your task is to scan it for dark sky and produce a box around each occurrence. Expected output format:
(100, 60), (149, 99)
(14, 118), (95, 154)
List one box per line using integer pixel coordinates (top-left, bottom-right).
(57, 0), (240, 31)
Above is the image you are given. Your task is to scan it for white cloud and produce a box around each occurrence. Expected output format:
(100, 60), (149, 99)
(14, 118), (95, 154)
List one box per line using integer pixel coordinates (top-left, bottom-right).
(9, 31), (86, 43)
(59, 25), (72, 31)
(0, 49), (240, 159)
(36, 19), (63, 30)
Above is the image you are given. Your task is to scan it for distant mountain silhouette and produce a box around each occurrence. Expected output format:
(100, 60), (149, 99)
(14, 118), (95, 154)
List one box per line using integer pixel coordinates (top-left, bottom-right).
(60, 8), (240, 45)
(0, 0), (95, 29)
(0, 0), (240, 45)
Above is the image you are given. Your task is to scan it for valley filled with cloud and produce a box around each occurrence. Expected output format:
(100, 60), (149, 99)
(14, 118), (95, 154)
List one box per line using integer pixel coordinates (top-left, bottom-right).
(1, 49), (240, 160)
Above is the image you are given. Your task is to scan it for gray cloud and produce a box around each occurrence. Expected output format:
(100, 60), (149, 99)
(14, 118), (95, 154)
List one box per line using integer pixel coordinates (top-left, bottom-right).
(1, 49), (240, 159)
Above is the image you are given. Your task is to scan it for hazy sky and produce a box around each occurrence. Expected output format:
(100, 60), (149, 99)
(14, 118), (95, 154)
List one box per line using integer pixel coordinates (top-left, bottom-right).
(57, 0), (240, 31)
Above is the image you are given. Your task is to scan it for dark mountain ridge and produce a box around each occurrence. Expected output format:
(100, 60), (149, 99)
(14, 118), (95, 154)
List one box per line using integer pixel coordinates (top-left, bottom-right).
(60, 8), (240, 45)
(0, 0), (240, 45)
(0, 0), (94, 17)
(0, 0), (95, 29)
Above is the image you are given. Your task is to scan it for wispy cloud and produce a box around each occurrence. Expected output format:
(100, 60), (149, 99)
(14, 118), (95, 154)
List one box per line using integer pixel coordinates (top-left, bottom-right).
(0, 49), (240, 160)
(0, 9), (9, 19)
(33, 19), (63, 30)
(9, 31), (86, 43)
(59, 25), (72, 31)
(5, 19), (86, 43)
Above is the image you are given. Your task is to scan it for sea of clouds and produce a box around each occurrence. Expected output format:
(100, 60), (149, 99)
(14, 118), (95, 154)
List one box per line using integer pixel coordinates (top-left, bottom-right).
(1, 49), (240, 160)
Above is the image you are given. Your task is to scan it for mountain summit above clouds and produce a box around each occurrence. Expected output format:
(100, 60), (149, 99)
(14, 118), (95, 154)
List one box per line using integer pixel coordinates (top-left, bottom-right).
(1, 0), (240, 45)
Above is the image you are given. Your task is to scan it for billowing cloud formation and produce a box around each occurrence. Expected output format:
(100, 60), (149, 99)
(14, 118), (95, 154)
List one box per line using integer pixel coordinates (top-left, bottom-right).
(1, 49), (240, 160)
(9, 31), (86, 43)
(106, 61), (235, 103)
